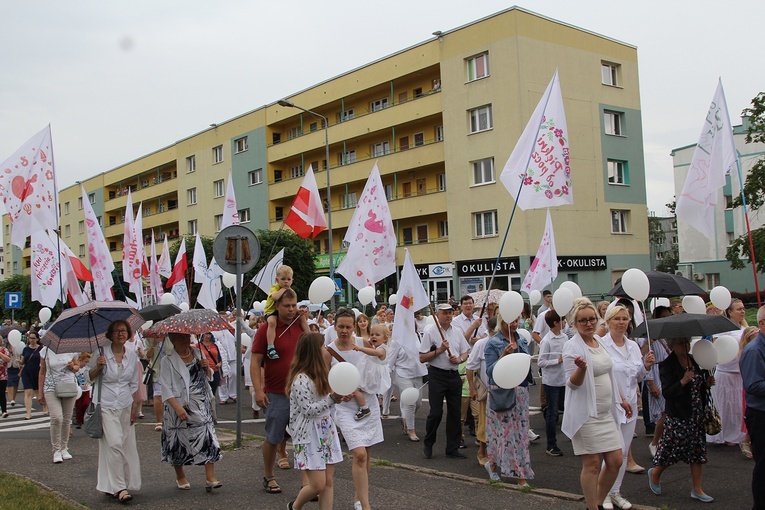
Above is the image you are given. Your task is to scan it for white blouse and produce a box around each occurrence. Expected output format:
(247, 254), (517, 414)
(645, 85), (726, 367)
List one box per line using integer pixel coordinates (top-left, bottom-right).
(87, 345), (139, 410)
(600, 333), (649, 424)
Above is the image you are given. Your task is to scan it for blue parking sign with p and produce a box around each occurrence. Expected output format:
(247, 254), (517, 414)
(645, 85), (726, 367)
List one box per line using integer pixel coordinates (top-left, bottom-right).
(5, 292), (22, 309)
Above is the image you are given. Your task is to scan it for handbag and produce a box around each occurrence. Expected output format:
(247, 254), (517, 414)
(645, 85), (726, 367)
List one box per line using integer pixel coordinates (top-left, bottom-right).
(488, 385), (516, 412)
(703, 389), (722, 435)
(474, 373), (488, 402)
(55, 381), (79, 398)
(84, 370), (103, 439)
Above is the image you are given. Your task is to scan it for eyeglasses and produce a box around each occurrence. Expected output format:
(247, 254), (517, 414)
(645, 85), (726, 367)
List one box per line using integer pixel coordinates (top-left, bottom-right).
(576, 317), (598, 325)
(113, 330), (129, 335)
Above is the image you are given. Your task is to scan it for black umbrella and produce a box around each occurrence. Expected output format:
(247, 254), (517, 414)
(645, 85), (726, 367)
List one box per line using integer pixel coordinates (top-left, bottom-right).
(40, 301), (145, 354)
(138, 303), (182, 321)
(609, 271), (705, 298)
(632, 313), (738, 339)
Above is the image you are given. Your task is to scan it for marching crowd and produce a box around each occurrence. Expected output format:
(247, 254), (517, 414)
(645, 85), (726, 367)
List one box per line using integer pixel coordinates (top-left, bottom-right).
(2, 268), (765, 510)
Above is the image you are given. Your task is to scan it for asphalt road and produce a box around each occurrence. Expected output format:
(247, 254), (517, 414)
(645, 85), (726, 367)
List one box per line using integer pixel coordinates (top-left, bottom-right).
(0, 374), (755, 510)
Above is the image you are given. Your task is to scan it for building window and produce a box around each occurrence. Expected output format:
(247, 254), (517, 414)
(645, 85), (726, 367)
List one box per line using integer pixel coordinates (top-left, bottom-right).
(705, 273), (720, 291)
(310, 122), (318, 132)
(338, 150), (356, 166)
(469, 105), (493, 133)
(604, 110), (623, 136)
(338, 109), (354, 123)
(413, 87), (423, 98)
(235, 136), (248, 153)
(248, 169), (262, 186)
(214, 180), (224, 198)
(78, 197), (83, 210)
(65, 224), (71, 237)
(439, 220), (449, 238)
(370, 98), (388, 112)
(78, 220), (84, 234)
(416, 225), (428, 244)
(437, 173), (446, 191)
(371, 141), (390, 158)
(79, 244), (86, 257)
(288, 127), (300, 140)
(384, 184), (393, 201)
(399, 136), (409, 151)
(413, 133), (425, 147)
(472, 158), (495, 185)
(602, 62), (620, 86)
(213, 145), (223, 164)
(187, 188), (197, 205)
(64, 202), (70, 215)
(416, 179), (427, 195)
(274, 170), (283, 182)
(611, 209), (629, 233)
(238, 208), (251, 223)
(290, 164), (304, 179)
(607, 160), (629, 185)
(467, 52), (490, 81)
(188, 220), (197, 235)
(214, 214), (223, 232)
(342, 192), (358, 209)
(88, 193), (96, 204)
(186, 155), (196, 173)
(435, 125), (444, 142)
(399, 91), (408, 103)
(403, 227), (413, 245)
(275, 207), (284, 221)
(109, 241), (117, 252)
(474, 211), (498, 238)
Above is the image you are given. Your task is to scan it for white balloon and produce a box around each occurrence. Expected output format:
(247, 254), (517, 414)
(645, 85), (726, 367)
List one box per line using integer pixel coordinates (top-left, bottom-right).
(251, 301), (264, 313)
(529, 290), (542, 306)
(179, 302), (190, 312)
(552, 288), (574, 317)
(160, 293), (177, 305)
(38, 307), (52, 324)
(241, 333), (252, 349)
(328, 362), (360, 396)
(141, 320), (153, 331)
(358, 286), (376, 306)
(352, 308), (361, 318)
(222, 272), (236, 289)
(309, 276), (336, 303)
(400, 387), (419, 406)
(492, 353), (532, 389)
(389, 293), (398, 306)
(498, 291), (524, 322)
(682, 295), (706, 315)
(709, 286), (732, 311)
(8, 330), (22, 344)
(559, 281), (582, 299)
(713, 334), (739, 365)
(621, 268), (650, 302)
(517, 329), (532, 344)
(650, 297), (670, 312)
(691, 339), (717, 370)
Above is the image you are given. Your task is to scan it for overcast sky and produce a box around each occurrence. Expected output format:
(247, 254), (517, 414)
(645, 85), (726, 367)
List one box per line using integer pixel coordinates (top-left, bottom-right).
(1, 0), (763, 223)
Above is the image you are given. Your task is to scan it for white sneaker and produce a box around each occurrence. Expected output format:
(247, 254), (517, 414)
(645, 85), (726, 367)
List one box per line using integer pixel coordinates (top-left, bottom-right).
(610, 492), (632, 509)
(602, 494), (614, 510)
(649, 442), (657, 457)
(53, 451), (63, 464)
(353, 501), (362, 510)
(61, 449), (72, 460)
(528, 429), (540, 442)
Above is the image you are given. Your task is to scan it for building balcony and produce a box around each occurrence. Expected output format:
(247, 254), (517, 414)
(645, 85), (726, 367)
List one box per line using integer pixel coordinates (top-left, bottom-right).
(103, 202), (179, 238)
(395, 238), (449, 265)
(104, 171), (178, 211)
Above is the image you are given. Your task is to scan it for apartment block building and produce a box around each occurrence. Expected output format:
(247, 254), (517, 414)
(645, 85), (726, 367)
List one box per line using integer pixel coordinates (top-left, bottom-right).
(3, 7), (649, 303)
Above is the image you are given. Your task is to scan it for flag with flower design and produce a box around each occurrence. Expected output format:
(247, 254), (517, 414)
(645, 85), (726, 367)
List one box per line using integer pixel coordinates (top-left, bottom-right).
(521, 209), (558, 293)
(500, 69), (572, 210)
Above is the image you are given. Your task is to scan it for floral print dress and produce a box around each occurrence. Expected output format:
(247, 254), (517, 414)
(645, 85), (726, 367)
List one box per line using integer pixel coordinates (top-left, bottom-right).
(289, 373), (343, 471)
(653, 370), (707, 466)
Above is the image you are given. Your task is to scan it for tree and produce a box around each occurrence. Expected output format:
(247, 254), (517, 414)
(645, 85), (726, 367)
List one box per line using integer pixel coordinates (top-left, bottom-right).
(656, 245), (679, 274)
(0, 274), (62, 325)
(726, 92), (765, 272)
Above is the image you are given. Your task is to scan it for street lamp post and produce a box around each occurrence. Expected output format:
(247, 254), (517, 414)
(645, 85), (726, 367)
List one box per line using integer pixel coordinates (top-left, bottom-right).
(277, 99), (335, 310)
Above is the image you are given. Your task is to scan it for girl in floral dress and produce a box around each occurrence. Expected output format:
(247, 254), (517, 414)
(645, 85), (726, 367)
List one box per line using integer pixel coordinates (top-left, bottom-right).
(286, 333), (344, 510)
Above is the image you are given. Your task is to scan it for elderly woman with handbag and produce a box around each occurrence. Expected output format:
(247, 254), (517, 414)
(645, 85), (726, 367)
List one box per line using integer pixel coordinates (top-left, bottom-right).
(87, 320), (142, 503)
(38, 346), (80, 463)
(160, 332), (222, 492)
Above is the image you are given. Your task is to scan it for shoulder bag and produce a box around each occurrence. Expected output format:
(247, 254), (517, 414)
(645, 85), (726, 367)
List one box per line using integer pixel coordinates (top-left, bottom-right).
(84, 368), (104, 439)
(703, 388), (722, 435)
(488, 385), (516, 412)
(473, 373), (488, 402)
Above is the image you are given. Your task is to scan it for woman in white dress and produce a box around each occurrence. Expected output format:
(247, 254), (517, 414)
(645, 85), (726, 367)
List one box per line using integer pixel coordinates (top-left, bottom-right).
(707, 298), (747, 447)
(326, 309), (384, 510)
(562, 299), (631, 510)
(286, 332), (344, 510)
(600, 305), (655, 510)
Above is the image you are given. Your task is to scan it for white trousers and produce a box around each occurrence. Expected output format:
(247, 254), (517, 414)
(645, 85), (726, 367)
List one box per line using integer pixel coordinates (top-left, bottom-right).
(605, 417), (636, 494)
(97, 406), (141, 495)
(218, 360), (238, 401)
(394, 374), (423, 430)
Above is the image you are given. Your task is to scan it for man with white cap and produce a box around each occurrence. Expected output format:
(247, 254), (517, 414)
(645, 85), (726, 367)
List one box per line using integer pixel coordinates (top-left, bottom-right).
(420, 303), (471, 459)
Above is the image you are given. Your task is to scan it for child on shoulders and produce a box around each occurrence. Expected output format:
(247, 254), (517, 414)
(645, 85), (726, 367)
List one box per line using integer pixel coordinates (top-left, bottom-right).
(264, 265), (309, 359)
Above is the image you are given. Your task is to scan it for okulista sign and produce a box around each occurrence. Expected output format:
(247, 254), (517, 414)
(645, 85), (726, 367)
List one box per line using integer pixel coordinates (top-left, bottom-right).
(528, 255), (607, 271)
(457, 257), (520, 277)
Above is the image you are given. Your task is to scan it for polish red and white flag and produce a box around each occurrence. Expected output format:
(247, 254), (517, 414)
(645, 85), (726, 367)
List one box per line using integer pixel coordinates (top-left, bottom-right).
(285, 165), (327, 238)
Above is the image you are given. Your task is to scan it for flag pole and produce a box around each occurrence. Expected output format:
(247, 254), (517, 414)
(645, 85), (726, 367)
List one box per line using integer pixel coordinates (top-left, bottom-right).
(734, 155), (762, 307)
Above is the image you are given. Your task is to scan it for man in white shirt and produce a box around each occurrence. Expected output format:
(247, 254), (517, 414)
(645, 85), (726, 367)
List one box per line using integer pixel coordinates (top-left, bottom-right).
(420, 303), (470, 460)
(452, 296), (488, 347)
(537, 290), (553, 314)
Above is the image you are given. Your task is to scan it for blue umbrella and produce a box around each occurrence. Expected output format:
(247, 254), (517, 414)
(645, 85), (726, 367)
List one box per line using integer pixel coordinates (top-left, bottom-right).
(40, 301), (145, 354)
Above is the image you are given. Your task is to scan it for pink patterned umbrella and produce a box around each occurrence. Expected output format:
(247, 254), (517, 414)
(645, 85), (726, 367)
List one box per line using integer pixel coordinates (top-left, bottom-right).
(468, 289), (506, 308)
(143, 309), (234, 338)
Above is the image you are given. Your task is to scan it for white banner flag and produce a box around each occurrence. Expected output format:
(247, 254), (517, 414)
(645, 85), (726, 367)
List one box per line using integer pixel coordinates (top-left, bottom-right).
(521, 210), (558, 293)
(676, 79), (738, 239)
(251, 248), (285, 294)
(221, 170), (240, 230)
(336, 163), (396, 291)
(500, 69), (573, 210)
(158, 235), (172, 278)
(390, 249), (431, 358)
(31, 230), (63, 307)
(0, 125), (59, 248)
(149, 231), (163, 303)
(193, 233), (221, 310)
(82, 186), (115, 301)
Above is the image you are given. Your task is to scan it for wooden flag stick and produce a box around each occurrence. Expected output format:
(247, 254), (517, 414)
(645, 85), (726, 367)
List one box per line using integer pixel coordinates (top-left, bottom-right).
(429, 304), (453, 357)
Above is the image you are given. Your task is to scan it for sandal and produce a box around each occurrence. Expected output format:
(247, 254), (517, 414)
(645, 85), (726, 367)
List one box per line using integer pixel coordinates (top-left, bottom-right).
(115, 489), (133, 503)
(263, 476), (282, 494)
(277, 456), (290, 470)
(741, 442), (754, 459)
